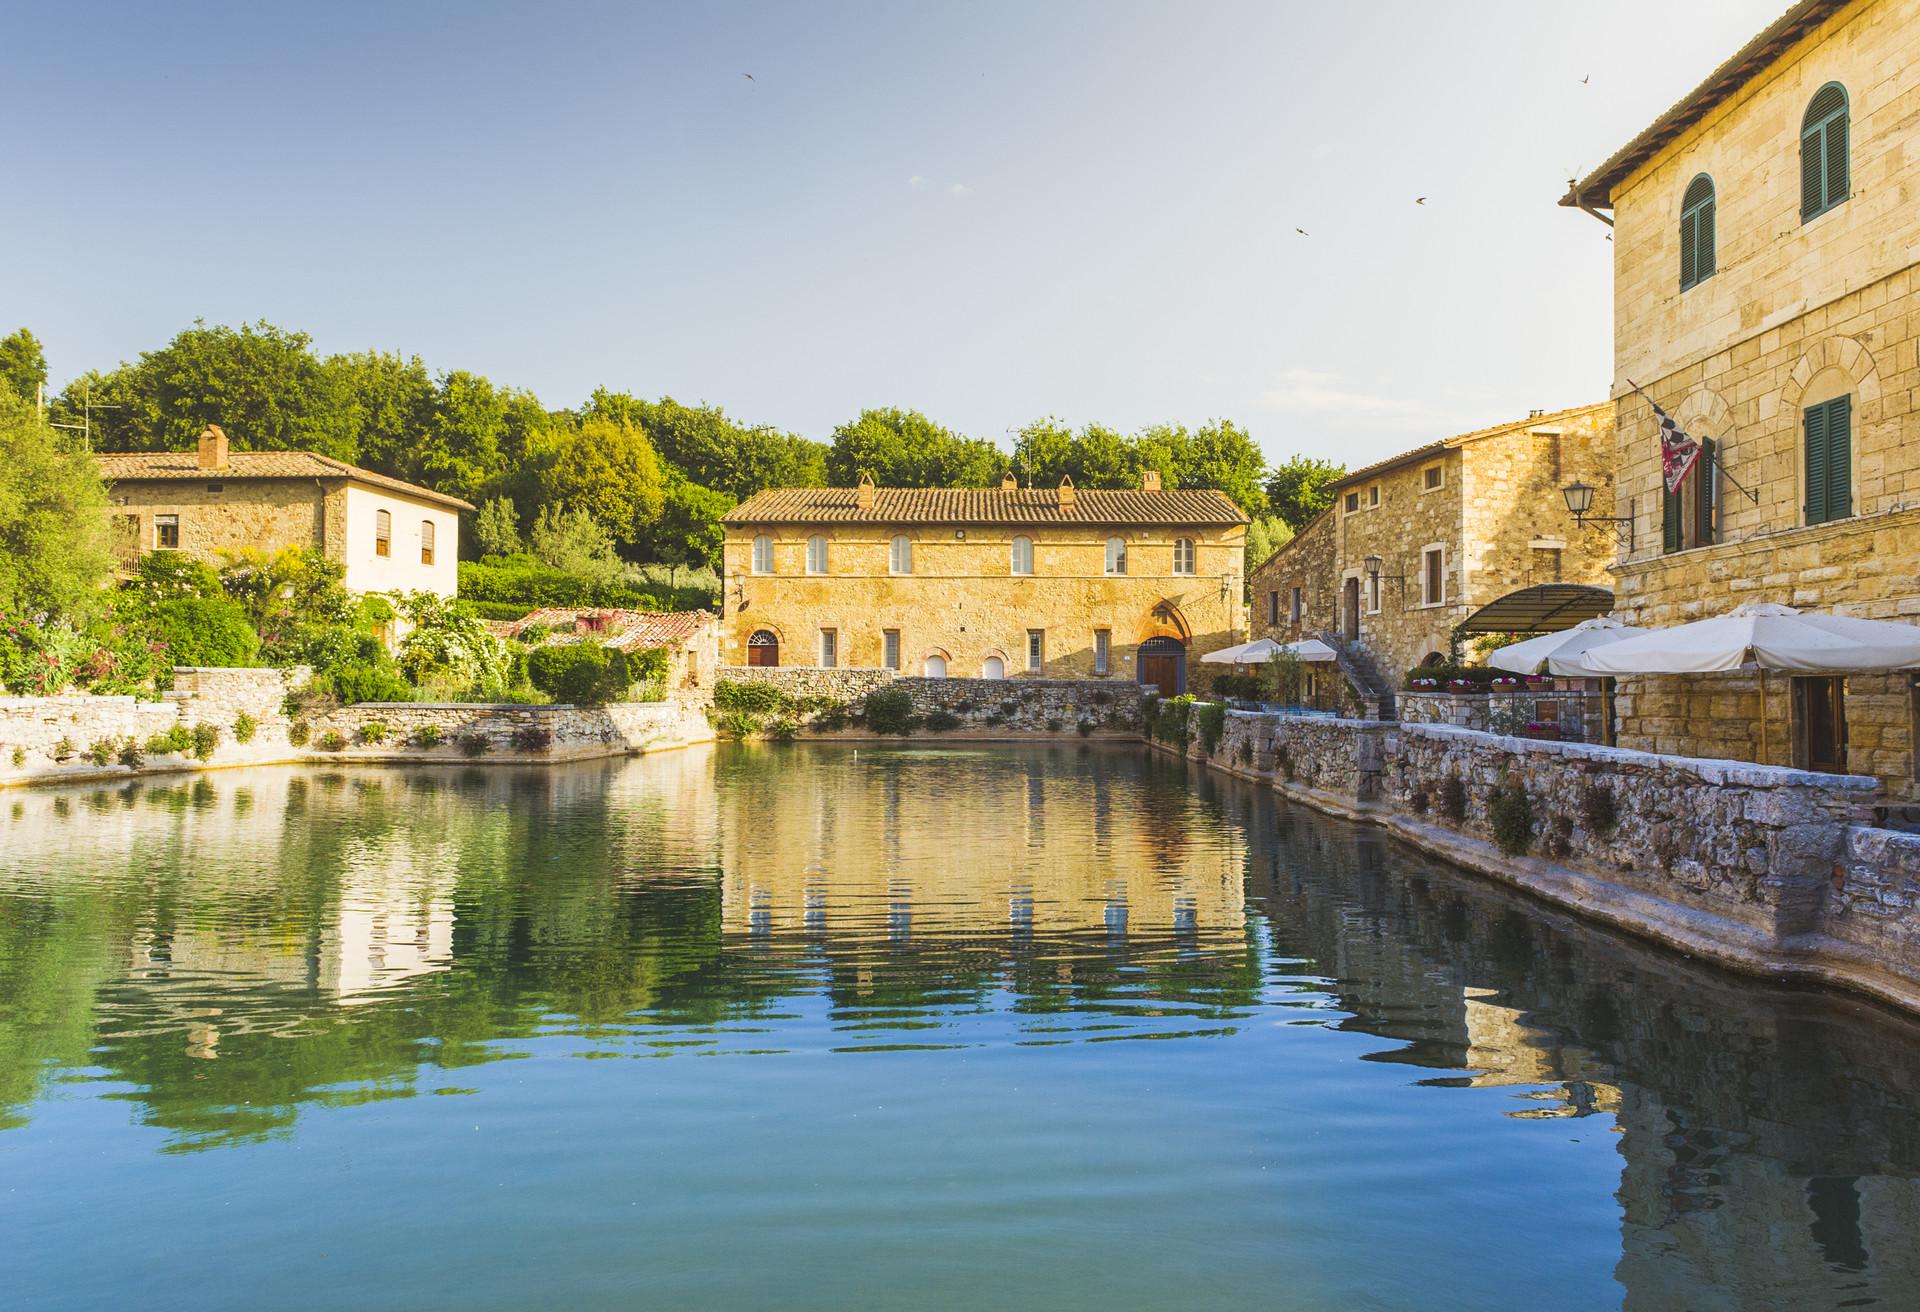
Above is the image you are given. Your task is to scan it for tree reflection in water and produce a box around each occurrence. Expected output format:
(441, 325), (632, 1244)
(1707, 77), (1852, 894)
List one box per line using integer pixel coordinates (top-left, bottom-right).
(1, 744), (1918, 1306)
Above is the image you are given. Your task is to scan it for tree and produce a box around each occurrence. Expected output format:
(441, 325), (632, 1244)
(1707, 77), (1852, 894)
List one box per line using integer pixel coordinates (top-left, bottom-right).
(537, 418), (665, 549)
(0, 330), (48, 405)
(638, 473), (732, 568)
(1244, 514), (1294, 575)
(56, 320), (357, 459)
(529, 504), (622, 584)
(1177, 419), (1269, 517)
(472, 497), (523, 557)
(826, 408), (1006, 487)
(585, 390), (827, 501)
(0, 394), (113, 621)
(1266, 455), (1347, 533)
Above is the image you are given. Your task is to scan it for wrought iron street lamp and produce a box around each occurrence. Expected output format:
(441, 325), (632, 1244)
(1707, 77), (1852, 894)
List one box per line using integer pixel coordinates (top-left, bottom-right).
(1562, 480), (1635, 551)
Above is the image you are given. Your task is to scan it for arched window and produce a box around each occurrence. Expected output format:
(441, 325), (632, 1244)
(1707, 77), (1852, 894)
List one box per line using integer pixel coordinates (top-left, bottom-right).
(1010, 535), (1034, 575)
(747, 629), (779, 667)
(982, 656), (1004, 680)
(751, 535), (774, 573)
(1802, 82), (1850, 222)
(1172, 537), (1195, 575)
(1680, 174), (1715, 290)
(1105, 537), (1127, 575)
(924, 654), (947, 678)
(1805, 394), (1853, 525)
(806, 535), (828, 574)
(889, 535), (913, 574)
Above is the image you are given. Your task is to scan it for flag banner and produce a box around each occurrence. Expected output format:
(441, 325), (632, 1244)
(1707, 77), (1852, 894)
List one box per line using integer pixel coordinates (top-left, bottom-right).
(1628, 379), (1701, 495)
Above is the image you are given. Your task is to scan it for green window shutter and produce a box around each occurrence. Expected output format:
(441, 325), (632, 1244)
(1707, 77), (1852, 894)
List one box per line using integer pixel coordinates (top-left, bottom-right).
(1826, 111), (1849, 209)
(1698, 199), (1715, 279)
(1695, 437), (1718, 546)
(1802, 125), (1825, 219)
(1663, 480), (1683, 553)
(1805, 402), (1830, 524)
(1826, 395), (1852, 522)
(1680, 175), (1714, 290)
(1679, 210), (1697, 289)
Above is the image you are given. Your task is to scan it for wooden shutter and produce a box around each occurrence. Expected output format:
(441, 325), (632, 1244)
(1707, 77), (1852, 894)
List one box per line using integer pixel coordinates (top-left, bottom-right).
(1826, 395), (1852, 522)
(1802, 123), (1825, 219)
(1694, 437), (1717, 546)
(1663, 478), (1683, 553)
(1805, 402), (1830, 523)
(1826, 111), (1849, 209)
(1679, 209), (1697, 289)
(1697, 199), (1715, 279)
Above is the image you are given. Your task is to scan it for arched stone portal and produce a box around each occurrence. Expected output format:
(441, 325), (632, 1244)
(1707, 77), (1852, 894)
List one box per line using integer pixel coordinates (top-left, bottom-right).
(1137, 635), (1186, 697)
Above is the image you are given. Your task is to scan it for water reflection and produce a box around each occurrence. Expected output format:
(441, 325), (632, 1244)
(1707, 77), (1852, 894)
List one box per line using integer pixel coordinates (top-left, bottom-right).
(2, 744), (1919, 1306)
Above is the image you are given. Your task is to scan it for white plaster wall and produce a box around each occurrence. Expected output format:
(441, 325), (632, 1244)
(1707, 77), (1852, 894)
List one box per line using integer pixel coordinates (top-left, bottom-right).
(340, 485), (460, 597)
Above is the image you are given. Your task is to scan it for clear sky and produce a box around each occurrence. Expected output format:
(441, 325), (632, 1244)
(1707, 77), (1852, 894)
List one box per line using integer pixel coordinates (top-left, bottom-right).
(4, 1), (1786, 471)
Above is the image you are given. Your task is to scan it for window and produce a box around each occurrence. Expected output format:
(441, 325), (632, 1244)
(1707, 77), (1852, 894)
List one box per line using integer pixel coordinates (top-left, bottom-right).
(1094, 629), (1111, 674)
(1267, 590), (1280, 626)
(1368, 485), (1380, 508)
(1663, 436), (1720, 552)
(1793, 675), (1847, 773)
(1801, 83), (1850, 223)
(983, 656), (1005, 680)
(155, 514), (179, 549)
(1290, 587), (1303, 623)
(375, 509), (391, 557)
(883, 629), (900, 670)
(752, 535), (774, 573)
(1173, 537), (1195, 575)
(1027, 629), (1044, 672)
(1011, 535), (1034, 575)
(806, 536), (829, 574)
(1105, 538), (1127, 575)
(1680, 174), (1716, 290)
(1422, 465), (1442, 491)
(1344, 491), (1360, 514)
(925, 654), (947, 678)
(820, 629), (837, 668)
(1367, 573), (1380, 614)
(1423, 548), (1445, 606)
(1805, 396), (1853, 525)
(421, 520), (435, 566)
(889, 535), (912, 574)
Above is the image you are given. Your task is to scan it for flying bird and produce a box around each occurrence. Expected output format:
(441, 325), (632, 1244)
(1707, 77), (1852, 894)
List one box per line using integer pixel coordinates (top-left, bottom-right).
(1581, 75), (1589, 84)
(1295, 228), (1308, 235)
(744, 73), (755, 80)
(1415, 197), (1427, 205)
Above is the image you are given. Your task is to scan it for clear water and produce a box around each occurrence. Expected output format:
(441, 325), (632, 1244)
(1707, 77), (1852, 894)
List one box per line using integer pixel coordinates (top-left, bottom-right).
(3, 743), (1919, 1310)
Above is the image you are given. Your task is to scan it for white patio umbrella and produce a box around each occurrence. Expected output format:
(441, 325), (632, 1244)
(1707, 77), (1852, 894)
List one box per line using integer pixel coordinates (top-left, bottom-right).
(1489, 615), (1650, 678)
(1581, 602), (1920, 675)
(1275, 638), (1338, 662)
(1201, 638), (1275, 664)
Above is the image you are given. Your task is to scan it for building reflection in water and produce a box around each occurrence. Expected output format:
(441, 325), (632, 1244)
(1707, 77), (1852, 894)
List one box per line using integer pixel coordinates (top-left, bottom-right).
(1, 744), (1919, 1304)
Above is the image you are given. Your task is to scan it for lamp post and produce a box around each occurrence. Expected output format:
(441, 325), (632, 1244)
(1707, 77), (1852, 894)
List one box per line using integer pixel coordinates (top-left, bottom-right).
(1362, 555), (1405, 606)
(1561, 480), (1635, 552)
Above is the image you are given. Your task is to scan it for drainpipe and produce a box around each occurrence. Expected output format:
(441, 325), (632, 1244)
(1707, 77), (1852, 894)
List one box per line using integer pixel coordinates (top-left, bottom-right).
(1567, 184), (1614, 228)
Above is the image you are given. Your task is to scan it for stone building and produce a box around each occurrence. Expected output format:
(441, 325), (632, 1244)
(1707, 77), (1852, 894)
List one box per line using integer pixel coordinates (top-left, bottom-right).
(98, 425), (471, 597)
(503, 607), (720, 700)
(1247, 402), (1615, 698)
(1562, 0), (1920, 791)
(718, 474), (1248, 694)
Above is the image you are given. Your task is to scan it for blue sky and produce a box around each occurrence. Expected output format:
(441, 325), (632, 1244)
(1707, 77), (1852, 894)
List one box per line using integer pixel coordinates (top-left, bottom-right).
(5, 1), (1785, 470)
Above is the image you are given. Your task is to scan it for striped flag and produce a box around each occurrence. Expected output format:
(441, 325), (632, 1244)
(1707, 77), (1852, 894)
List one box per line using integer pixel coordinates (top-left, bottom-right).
(1627, 379), (1700, 495)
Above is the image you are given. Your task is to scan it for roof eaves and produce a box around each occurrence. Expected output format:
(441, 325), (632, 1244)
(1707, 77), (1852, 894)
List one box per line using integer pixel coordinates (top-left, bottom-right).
(1330, 401), (1612, 490)
(1559, 0), (1849, 209)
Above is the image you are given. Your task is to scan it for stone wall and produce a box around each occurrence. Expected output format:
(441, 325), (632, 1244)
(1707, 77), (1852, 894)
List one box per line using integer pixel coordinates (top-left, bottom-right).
(169, 666), (311, 750)
(893, 676), (1142, 733)
(716, 666), (894, 702)
(1157, 707), (1920, 1014)
(301, 701), (691, 760)
(0, 695), (185, 778)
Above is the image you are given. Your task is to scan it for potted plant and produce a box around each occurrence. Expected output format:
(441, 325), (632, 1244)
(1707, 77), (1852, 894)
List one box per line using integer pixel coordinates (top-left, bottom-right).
(1409, 676), (1440, 690)
(1490, 676), (1520, 690)
(1526, 675), (1554, 690)
(1522, 721), (1561, 740)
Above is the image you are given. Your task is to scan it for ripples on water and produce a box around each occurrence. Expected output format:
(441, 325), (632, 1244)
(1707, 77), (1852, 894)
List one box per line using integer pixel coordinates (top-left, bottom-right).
(2, 743), (1919, 1310)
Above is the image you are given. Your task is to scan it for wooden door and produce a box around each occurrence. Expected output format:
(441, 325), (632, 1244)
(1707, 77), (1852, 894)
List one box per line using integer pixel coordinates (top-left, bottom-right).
(746, 636), (779, 667)
(1793, 676), (1846, 773)
(1343, 577), (1360, 641)
(1143, 654), (1179, 697)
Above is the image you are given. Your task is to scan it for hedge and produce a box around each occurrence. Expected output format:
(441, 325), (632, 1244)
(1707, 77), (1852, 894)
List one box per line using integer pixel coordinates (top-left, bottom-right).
(148, 596), (260, 668)
(527, 644), (631, 705)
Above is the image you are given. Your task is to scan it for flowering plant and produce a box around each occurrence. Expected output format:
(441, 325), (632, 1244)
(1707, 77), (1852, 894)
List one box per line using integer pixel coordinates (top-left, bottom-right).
(1446, 679), (1476, 693)
(1410, 677), (1439, 689)
(1490, 677), (1519, 688)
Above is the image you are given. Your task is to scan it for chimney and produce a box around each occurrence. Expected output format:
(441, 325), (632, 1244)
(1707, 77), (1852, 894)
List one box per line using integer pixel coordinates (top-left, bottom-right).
(197, 425), (229, 470)
(1057, 475), (1076, 511)
(1142, 469), (1161, 492)
(857, 473), (875, 511)
(1001, 472), (1018, 490)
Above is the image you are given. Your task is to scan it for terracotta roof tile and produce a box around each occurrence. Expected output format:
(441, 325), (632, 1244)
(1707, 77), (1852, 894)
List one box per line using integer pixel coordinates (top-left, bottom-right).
(96, 450), (475, 511)
(1331, 401), (1612, 489)
(510, 608), (716, 651)
(722, 486), (1248, 527)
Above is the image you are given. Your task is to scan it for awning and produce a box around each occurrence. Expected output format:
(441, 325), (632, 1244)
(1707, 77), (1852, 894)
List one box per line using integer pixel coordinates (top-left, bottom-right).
(1457, 584), (1615, 635)
(1583, 602), (1920, 674)
(1490, 616), (1649, 677)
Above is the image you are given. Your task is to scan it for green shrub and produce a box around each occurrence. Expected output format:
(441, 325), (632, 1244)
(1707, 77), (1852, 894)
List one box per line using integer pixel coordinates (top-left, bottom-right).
(9, 746), (22, 767)
(809, 704), (851, 732)
(147, 596), (261, 668)
(924, 709), (962, 732)
(86, 739), (113, 766)
(1409, 788), (1430, 815)
(1078, 719), (1095, 737)
(287, 720), (311, 747)
(358, 722), (389, 745)
(1046, 718), (1064, 732)
(1580, 783), (1617, 833)
(1152, 695), (1195, 745)
(1210, 673), (1265, 701)
(191, 722), (220, 761)
(714, 679), (797, 716)
(717, 711), (763, 738)
(864, 688), (915, 735)
(1490, 781), (1535, 856)
(53, 736), (74, 761)
(232, 711), (257, 744)
(318, 663), (414, 705)
(527, 644), (630, 705)
(1275, 744), (1295, 781)
(510, 725), (552, 752)
(1236, 737), (1252, 764)
(1437, 776), (1468, 823)
(460, 733), (490, 757)
(1194, 702), (1227, 755)
(317, 731), (346, 752)
(766, 717), (799, 741)
(146, 723), (191, 756)
(116, 738), (143, 768)
(413, 724), (443, 749)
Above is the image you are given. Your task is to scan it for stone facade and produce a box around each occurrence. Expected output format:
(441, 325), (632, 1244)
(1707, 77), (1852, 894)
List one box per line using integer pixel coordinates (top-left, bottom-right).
(717, 666), (896, 702)
(1572, 0), (1920, 793)
(1248, 402), (1614, 694)
(719, 478), (1248, 695)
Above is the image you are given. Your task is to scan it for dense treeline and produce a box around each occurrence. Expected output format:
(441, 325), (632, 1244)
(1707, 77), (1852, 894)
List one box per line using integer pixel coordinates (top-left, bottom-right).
(30, 320), (1345, 576)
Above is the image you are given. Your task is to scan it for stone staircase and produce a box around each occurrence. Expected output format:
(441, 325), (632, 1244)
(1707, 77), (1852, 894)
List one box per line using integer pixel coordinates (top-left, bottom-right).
(1316, 630), (1396, 721)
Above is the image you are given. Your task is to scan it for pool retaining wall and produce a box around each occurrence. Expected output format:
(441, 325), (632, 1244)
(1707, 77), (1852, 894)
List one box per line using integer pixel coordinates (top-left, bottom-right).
(1161, 707), (1920, 1014)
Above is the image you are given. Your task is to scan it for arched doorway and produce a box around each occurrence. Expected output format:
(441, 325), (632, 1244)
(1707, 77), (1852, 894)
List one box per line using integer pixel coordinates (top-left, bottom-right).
(924, 654), (948, 678)
(982, 656), (1004, 680)
(747, 630), (779, 667)
(1137, 635), (1186, 696)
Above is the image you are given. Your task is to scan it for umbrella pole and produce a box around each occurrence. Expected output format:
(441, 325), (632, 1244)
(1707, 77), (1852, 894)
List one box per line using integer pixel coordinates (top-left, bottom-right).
(1760, 668), (1768, 766)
